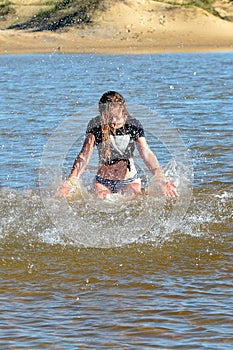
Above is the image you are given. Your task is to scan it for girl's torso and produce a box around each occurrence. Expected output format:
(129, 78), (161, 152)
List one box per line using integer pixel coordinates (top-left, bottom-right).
(86, 116), (144, 180)
(97, 158), (137, 180)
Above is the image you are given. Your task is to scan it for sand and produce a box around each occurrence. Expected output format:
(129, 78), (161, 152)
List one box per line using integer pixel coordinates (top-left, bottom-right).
(0, 0), (233, 54)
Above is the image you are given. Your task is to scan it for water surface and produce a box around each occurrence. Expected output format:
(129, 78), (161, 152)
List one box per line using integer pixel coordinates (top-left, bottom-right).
(0, 52), (232, 349)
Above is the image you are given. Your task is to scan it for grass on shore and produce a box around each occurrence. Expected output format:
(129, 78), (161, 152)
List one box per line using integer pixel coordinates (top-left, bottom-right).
(158, 0), (220, 18)
(5, 0), (106, 31)
(0, 0), (15, 16)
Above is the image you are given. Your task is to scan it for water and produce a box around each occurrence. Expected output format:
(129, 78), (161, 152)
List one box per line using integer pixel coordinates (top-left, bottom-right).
(0, 52), (233, 348)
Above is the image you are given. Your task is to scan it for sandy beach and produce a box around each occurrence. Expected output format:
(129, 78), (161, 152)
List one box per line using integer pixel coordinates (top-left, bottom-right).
(0, 0), (233, 54)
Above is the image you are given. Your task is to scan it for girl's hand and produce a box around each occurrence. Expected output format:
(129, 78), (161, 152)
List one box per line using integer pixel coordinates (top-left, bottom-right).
(160, 180), (178, 198)
(56, 178), (80, 197)
(149, 176), (178, 198)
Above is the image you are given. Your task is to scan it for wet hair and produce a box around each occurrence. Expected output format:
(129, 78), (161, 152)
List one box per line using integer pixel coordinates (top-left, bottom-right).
(99, 91), (125, 105)
(98, 91), (128, 163)
(99, 91), (127, 134)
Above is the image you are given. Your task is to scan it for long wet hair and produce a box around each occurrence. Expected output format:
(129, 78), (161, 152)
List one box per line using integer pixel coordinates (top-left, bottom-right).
(99, 91), (130, 162)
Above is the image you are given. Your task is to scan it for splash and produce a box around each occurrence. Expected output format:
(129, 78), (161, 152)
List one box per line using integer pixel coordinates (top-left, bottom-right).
(1, 179), (230, 249)
(37, 104), (194, 248)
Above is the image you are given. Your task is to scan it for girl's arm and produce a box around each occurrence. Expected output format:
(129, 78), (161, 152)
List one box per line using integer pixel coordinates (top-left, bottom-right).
(136, 137), (163, 176)
(69, 133), (95, 180)
(136, 137), (178, 197)
(57, 133), (95, 196)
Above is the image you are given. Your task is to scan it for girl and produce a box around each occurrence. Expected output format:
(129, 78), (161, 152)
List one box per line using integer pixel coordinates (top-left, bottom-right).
(58, 91), (177, 199)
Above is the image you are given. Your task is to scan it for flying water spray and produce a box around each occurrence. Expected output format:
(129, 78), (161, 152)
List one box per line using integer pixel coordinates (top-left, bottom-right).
(39, 104), (193, 248)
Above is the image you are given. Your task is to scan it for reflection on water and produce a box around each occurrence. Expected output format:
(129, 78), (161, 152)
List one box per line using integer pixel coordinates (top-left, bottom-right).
(0, 52), (233, 349)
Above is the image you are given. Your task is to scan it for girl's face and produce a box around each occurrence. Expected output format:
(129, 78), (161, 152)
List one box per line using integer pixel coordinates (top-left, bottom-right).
(107, 102), (125, 125)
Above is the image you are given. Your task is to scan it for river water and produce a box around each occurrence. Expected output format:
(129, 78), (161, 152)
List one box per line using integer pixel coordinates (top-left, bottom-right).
(0, 52), (232, 348)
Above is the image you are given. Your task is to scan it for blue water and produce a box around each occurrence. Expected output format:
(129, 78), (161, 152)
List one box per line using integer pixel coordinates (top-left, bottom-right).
(1, 52), (232, 189)
(0, 52), (233, 349)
